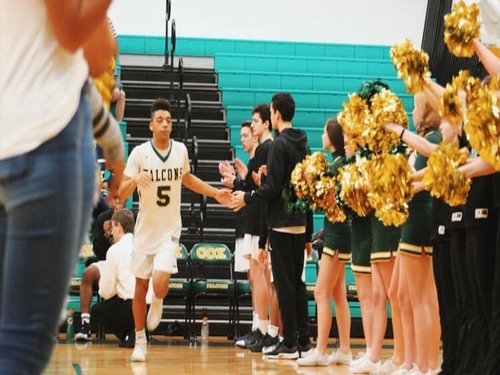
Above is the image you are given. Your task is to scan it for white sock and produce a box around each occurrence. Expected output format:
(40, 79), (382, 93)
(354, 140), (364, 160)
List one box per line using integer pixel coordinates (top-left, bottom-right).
(366, 347), (371, 357)
(257, 319), (268, 335)
(136, 329), (146, 342)
(81, 313), (90, 323)
(251, 311), (258, 331)
(268, 325), (279, 338)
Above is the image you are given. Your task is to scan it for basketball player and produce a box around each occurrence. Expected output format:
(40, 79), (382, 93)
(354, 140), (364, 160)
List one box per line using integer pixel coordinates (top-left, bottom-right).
(118, 98), (231, 362)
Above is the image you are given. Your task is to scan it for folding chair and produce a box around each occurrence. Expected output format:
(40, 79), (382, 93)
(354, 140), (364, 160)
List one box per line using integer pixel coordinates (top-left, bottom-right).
(188, 242), (236, 342)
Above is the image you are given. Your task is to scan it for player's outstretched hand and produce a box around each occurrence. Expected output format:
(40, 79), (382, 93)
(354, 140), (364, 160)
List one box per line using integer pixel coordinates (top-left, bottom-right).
(215, 188), (233, 206)
(228, 190), (247, 212)
(106, 158), (125, 204)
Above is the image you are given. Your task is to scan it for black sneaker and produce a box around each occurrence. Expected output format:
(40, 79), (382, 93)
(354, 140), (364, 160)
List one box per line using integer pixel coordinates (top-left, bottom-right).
(248, 333), (279, 353)
(298, 339), (313, 358)
(245, 330), (264, 351)
(235, 330), (258, 348)
(118, 330), (135, 348)
(263, 341), (299, 360)
(74, 321), (91, 342)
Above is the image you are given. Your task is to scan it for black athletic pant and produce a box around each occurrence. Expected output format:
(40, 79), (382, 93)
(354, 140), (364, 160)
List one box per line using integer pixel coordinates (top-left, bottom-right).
(462, 225), (496, 374)
(449, 228), (475, 375)
(269, 230), (309, 348)
(91, 296), (134, 340)
(432, 239), (458, 375)
(485, 214), (500, 375)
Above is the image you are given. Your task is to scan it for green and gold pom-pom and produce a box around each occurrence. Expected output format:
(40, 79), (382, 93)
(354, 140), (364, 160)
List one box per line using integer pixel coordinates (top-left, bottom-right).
(366, 154), (413, 227)
(338, 155), (372, 217)
(338, 94), (371, 150)
(390, 38), (432, 94)
(440, 70), (482, 125)
(444, 0), (481, 58)
(423, 142), (471, 206)
(464, 85), (500, 171)
(367, 89), (409, 153)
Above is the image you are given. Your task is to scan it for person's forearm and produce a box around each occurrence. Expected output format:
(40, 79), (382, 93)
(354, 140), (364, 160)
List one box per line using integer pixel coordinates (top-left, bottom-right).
(472, 38), (500, 76)
(423, 83), (441, 113)
(88, 80), (124, 162)
(183, 173), (217, 198)
(118, 178), (137, 201)
(459, 157), (495, 178)
(44, 0), (113, 52)
(391, 124), (437, 157)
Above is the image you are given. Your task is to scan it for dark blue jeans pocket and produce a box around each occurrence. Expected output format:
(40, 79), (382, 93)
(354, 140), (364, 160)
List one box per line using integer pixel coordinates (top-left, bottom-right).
(0, 154), (29, 182)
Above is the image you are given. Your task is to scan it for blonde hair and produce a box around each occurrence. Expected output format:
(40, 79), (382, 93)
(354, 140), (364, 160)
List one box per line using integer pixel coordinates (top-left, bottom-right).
(413, 93), (441, 135)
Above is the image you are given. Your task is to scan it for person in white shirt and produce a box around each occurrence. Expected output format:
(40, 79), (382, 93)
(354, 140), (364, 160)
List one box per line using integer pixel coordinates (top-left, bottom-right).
(75, 208), (141, 347)
(0, 1), (121, 373)
(118, 98), (232, 362)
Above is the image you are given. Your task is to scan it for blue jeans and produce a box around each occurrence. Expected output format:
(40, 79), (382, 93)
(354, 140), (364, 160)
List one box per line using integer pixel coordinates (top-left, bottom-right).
(0, 91), (96, 374)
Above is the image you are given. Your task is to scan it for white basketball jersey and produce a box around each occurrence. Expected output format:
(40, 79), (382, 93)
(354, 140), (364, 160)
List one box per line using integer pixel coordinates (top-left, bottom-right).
(124, 140), (190, 254)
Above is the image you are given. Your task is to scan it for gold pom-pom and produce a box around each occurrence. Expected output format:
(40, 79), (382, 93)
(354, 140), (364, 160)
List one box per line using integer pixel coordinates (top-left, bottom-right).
(440, 70), (482, 125)
(290, 152), (329, 204)
(444, 0), (481, 57)
(338, 155), (372, 217)
(488, 74), (500, 91)
(366, 154), (413, 227)
(367, 89), (409, 153)
(337, 94), (371, 150)
(390, 38), (432, 93)
(464, 85), (500, 170)
(314, 175), (347, 223)
(93, 57), (116, 109)
(423, 142), (471, 206)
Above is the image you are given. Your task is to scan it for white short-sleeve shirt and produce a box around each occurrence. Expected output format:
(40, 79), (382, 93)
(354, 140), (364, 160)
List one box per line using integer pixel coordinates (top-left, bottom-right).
(124, 140), (190, 254)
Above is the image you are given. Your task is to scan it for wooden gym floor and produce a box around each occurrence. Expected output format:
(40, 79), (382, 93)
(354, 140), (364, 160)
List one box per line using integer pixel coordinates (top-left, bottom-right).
(43, 336), (404, 375)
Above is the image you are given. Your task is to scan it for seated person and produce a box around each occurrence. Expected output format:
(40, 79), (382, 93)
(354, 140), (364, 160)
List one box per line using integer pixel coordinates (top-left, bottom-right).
(75, 208), (144, 347)
(92, 197), (124, 261)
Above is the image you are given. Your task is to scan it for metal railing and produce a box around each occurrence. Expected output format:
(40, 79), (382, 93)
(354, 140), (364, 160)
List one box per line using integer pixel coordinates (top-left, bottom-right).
(184, 93), (191, 144)
(162, 0), (172, 69)
(200, 195), (207, 241)
(176, 57), (184, 135)
(188, 135), (199, 234)
(169, 20), (176, 100)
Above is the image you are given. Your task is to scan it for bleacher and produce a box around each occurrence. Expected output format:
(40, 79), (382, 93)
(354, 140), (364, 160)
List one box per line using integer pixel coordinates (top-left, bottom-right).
(64, 14), (410, 339)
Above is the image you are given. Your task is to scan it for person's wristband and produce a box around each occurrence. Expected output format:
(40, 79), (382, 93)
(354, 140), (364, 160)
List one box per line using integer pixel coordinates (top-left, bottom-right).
(399, 128), (406, 139)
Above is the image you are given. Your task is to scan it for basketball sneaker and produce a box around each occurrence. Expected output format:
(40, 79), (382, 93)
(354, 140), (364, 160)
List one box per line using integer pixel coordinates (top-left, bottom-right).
(235, 329), (259, 349)
(74, 321), (92, 342)
(247, 333), (279, 352)
(130, 335), (147, 362)
(263, 341), (299, 360)
(146, 295), (163, 332)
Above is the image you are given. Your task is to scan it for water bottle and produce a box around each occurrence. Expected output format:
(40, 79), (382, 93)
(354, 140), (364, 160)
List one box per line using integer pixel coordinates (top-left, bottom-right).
(200, 309), (209, 342)
(66, 309), (74, 342)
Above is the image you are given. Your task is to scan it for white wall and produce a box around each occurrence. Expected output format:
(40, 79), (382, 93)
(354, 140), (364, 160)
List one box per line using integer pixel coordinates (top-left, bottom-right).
(109, 0), (429, 46)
